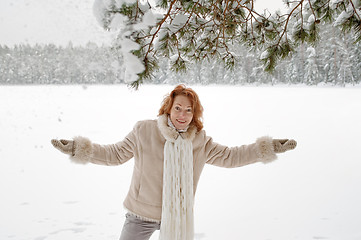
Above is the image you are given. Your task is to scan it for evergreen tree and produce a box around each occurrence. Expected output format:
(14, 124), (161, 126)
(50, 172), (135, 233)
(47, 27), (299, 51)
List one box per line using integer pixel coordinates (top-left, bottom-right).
(338, 32), (355, 85)
(1, 25), (359, 87)
(305, 46), (320, 85)
(93, 0), (361, 87)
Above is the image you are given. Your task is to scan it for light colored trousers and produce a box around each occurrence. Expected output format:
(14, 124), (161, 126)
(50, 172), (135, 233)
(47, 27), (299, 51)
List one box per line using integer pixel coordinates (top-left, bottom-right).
(119, 213), (160, 240)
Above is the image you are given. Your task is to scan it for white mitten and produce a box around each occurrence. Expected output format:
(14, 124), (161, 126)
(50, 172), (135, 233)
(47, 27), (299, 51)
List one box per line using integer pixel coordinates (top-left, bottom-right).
(51, 139), (74, 156)
(272, 139), (297, 153)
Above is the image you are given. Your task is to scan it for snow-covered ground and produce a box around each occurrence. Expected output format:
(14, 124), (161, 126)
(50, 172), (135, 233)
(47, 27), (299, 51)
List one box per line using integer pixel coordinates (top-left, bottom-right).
(1, 85), (361, 240)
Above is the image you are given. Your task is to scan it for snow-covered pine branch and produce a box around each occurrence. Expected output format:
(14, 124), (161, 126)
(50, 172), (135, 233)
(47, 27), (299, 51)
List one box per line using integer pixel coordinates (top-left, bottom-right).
(93, 0), (361, 88)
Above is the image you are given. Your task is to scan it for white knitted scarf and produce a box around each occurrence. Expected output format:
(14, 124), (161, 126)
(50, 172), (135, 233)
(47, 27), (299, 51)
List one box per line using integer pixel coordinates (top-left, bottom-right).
(159, 121), (194, 240)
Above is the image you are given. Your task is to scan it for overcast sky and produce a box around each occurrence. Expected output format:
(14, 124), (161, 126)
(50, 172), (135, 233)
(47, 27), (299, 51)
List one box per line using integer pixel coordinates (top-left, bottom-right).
(0, 0), (285, 47)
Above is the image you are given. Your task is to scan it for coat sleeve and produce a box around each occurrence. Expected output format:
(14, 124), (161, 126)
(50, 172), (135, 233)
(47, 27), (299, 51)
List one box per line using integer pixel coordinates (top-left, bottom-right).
(204, 134), (277, 168)
(69, 122), (139, 166)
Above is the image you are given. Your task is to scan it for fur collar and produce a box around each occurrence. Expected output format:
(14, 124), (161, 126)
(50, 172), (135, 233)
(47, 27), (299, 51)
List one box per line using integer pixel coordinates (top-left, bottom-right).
(157, 114), (197, 142)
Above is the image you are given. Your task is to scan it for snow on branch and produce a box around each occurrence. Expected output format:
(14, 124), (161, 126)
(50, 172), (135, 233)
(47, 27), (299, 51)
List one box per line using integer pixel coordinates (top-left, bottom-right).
(92, 0), (361, 88)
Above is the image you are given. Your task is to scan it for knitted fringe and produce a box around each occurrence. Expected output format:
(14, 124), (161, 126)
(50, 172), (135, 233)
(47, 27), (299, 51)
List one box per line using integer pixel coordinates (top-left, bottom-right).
(159, 137), (194, 240)
(125, 209), (161, 223)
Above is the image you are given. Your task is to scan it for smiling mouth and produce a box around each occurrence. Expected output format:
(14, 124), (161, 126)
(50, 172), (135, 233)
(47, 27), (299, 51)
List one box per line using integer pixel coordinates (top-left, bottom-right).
(177, 119), (186, 124)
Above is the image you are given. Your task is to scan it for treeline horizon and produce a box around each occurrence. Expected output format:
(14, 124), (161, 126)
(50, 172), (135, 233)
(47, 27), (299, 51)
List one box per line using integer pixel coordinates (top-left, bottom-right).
(1, 23), (360, 86)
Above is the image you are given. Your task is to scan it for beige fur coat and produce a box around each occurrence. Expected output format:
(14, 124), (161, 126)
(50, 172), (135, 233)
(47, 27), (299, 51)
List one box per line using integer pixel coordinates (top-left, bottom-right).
(70, 114), (277, 222)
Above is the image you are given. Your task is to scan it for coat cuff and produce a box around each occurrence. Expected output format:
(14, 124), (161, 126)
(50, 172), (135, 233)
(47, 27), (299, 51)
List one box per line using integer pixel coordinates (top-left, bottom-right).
(255, 136), (277, 164)
(70, 136), (93, 164)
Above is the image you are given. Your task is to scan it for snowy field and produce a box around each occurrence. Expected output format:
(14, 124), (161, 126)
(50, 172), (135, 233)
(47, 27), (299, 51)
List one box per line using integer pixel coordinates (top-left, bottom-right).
(1, 84), (361, 240)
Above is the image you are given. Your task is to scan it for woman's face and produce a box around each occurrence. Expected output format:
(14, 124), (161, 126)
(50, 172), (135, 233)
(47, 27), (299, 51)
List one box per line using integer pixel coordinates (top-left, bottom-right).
(169, 95), (193, 130)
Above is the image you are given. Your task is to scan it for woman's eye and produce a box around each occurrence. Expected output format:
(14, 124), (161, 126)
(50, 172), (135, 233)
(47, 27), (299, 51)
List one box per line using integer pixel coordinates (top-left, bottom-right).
(175, 106), (180, 111)
(187, 109), (192, 112)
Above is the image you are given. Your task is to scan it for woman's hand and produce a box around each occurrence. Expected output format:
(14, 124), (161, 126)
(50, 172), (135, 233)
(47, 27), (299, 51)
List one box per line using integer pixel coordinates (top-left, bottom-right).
(51, 139), (74, 156)
(272, 139), (297, 153)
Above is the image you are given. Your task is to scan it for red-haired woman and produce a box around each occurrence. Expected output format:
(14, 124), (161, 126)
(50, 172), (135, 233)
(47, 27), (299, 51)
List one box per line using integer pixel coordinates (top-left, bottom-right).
(51, 84), (297, 240)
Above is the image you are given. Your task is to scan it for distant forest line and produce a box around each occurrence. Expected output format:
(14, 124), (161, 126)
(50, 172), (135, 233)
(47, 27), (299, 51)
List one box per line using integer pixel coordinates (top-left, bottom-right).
(1, 23), (360, 86)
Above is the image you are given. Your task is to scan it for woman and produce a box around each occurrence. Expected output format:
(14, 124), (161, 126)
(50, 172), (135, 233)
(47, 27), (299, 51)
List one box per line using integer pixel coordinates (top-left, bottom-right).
(51, 84), (297, 240)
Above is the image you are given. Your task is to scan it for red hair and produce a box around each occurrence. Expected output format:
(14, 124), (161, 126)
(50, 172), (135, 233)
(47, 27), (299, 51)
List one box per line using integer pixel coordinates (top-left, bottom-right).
(159, 84), (204, 131)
